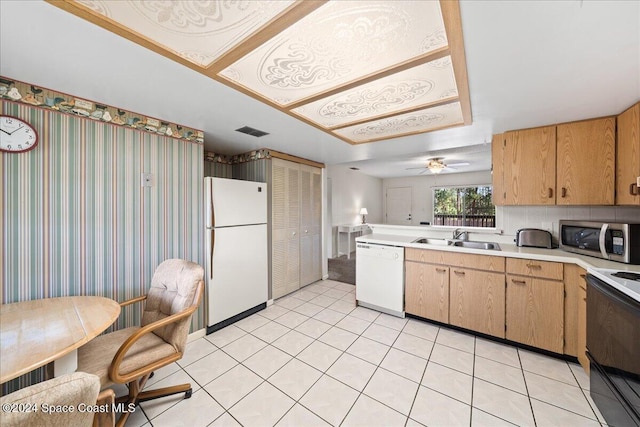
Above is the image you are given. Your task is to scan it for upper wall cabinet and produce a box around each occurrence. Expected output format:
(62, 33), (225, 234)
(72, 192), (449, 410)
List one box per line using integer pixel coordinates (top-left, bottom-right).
(503, 126), (557, 205)
(493, 116), (618, 206)
(491, 133), (505, 206)
(616, 102), (640, 206)
(556, 117), (615, 205)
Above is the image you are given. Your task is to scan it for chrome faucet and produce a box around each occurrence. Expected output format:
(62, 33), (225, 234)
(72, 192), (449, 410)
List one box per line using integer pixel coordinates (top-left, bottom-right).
(452, 228), (469, 241)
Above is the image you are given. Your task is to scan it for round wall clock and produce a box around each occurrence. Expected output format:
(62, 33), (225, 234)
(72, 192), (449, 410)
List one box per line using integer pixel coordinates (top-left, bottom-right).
(0, 115), (39, 153)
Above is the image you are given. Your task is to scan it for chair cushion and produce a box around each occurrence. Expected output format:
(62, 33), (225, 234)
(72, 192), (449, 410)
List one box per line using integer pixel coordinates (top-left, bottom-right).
(0, 372), (99, 427)
(142, 259), (203, 353)
(77, 326), (177, 387)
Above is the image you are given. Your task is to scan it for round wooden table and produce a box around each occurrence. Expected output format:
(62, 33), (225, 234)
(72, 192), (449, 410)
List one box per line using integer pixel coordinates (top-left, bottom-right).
(0, 296), (121, 384)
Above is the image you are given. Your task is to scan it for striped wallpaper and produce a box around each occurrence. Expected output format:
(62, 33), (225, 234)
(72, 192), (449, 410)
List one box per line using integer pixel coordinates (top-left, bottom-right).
(1, 100), (204, 391)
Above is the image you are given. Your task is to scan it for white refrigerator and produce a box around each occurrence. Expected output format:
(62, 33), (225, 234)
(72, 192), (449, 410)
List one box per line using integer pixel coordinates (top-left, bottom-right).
(205, 177), (268, 332)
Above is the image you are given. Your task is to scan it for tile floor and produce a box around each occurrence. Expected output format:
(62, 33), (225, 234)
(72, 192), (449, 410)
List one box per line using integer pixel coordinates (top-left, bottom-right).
(118, 279), (607, 427)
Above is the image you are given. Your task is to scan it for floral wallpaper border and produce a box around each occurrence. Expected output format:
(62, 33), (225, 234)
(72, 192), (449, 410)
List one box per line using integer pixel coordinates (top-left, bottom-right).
(205, 149), (271, 165)
(0, 76), (204, 144)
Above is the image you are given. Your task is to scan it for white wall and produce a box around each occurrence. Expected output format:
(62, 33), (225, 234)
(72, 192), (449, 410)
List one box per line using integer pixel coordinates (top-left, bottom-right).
(325, 165), (383, 258)
(382, 171), (492, 226)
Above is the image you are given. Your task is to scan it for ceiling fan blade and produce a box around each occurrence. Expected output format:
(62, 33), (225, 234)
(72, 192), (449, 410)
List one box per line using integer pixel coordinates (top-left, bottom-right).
(405, 166), (428, 170)
(418, 168), (430, 175)
(446, 162), (470, 167)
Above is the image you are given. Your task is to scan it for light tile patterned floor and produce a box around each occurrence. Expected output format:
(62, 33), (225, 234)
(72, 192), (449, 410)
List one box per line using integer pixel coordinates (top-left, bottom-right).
(119, 279), (605, 427)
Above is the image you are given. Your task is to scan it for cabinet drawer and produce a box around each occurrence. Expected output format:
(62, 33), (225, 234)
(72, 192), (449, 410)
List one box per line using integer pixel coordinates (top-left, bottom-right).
(506, 258), (563, 280)
(406, 248), (505, 272)
(406, 248), (444, 264)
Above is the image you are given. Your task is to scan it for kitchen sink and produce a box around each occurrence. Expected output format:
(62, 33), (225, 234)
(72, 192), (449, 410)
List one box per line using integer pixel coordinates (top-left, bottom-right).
(412, 238), (451, 246)
(452, 241), (501, 250)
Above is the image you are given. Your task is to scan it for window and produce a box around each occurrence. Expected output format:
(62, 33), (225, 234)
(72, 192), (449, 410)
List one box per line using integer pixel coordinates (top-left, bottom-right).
(432, 185), (495, 228)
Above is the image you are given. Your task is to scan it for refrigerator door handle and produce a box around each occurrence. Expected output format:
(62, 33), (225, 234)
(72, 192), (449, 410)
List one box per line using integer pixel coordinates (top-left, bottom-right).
(210, 229), (215, 280)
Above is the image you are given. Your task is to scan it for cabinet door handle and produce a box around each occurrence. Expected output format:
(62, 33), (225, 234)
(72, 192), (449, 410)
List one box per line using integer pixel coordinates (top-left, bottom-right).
(453, 270), (465, 276)
(526, 263), (542, 269)
(292, 232), (297, 236)
(579, 274), (586, 279)
(436, 268), (447, 273)
(630, 183), (639, 196)
(305, 229), (309, 233)
(548, 188), (553, 198)
(511, 279), (527, 285)
(561, 187), (567, 198)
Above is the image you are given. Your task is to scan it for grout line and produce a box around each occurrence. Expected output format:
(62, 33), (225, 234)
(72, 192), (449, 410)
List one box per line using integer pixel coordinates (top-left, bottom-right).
(469, 335), (477, 427)
(162, 281), (604, 427)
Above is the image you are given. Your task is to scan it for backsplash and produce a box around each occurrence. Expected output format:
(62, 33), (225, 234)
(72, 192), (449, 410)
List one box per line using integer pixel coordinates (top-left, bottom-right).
(497, 205), (640, 238)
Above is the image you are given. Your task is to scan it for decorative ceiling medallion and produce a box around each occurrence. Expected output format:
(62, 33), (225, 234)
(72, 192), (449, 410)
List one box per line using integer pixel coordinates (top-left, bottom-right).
(292, 57), (458, 128)
(332, 102), (464, 143)
(220, 0), (447, 106)
(55, 0), (471, 144)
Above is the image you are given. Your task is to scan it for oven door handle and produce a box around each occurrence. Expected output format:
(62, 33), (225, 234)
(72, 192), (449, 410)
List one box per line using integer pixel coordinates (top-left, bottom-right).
(599, 223), (609, 260)
(588, 274), (640, 314)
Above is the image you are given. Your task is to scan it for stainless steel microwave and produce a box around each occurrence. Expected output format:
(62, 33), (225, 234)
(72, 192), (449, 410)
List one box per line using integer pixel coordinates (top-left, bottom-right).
(559, 220), (640, 264)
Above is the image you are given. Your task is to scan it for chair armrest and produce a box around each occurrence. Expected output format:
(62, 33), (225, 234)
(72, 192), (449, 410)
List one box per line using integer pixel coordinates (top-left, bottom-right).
(108, 302), (199, 383)
(119, 295), (147, 307)
(93, 389), (115, 427)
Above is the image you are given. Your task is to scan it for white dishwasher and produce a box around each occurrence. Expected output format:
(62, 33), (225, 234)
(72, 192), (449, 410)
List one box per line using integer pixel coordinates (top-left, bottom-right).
(355, 242), (405, 317)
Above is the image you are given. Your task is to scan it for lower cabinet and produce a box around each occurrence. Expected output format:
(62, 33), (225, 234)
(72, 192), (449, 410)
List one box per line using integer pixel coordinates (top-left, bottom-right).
(577, 283), (588, 373)
(505, 275), (564, 353)
(404, 249), (579, 359)
(405, 261), (449, 323)
(449, 268), (506, 338)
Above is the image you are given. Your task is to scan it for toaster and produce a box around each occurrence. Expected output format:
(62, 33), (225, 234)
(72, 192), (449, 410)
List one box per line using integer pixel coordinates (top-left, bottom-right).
(515, 228), (554, 249)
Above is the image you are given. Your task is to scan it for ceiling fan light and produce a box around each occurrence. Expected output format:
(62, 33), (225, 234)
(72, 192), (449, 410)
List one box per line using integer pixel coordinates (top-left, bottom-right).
(430, 166), (444, 174)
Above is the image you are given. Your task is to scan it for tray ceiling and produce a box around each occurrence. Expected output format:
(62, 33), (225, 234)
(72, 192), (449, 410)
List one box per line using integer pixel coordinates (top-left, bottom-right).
(51, 0), (471, 145)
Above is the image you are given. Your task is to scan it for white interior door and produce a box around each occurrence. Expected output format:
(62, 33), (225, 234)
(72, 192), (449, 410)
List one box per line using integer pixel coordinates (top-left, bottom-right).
(386, 187), (413, 225)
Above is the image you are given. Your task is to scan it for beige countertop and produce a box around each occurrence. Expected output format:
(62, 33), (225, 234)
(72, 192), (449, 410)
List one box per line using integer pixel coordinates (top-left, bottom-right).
(356, 232), (640, 273)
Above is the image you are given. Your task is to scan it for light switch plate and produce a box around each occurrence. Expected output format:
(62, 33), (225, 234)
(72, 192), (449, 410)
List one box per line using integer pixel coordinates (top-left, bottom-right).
(141, 173), (153, 187)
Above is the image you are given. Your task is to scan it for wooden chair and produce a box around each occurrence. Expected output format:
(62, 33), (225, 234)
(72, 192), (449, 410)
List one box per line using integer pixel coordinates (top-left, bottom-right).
(0, 372), (115, 427)
(77, 259), (204, 427)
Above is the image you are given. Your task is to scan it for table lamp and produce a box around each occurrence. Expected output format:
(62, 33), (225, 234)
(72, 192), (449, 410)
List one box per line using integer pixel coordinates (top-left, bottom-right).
(360, 208), (368, 224)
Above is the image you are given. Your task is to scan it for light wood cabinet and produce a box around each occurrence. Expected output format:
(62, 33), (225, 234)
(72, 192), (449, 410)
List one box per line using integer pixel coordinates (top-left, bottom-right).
(506, 258), (563, 281)
(506, 260), (564, 353)
(405, 250), (505, 337)
(493, 114), (619, 206)
(557, 117), (615, 205)
(616, 102), (640, 205)
(563, 264), (583, 357)
(491, 133), (506, 206)
(405, 261), (449, 323)
(577, 281), (588, 373)
(503, 126), (556, 205)
(272, 159), (322, 298)
(564, 263), (589, 372)
(406, 248), (504, 272)
(449, 267), (506, 338)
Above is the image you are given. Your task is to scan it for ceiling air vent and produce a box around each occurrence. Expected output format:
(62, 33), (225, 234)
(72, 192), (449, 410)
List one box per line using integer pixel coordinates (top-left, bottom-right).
(349, 167), (360, 170)
(235, 126), (269, 137)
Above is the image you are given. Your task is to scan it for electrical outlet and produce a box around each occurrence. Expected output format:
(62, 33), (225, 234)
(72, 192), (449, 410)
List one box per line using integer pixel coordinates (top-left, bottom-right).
(141, 173), (153, 187)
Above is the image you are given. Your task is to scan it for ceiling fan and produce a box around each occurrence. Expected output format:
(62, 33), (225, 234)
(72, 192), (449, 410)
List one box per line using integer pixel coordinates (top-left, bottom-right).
(406, 157), (470, 174)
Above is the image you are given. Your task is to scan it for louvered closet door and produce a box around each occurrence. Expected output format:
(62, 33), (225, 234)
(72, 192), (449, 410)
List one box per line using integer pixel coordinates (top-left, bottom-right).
(286, 164), (301, 294)
(272, 158), (301, 298)
(311, 169), (322, 282)
(300, 165), (322, 287)
(300, 167), (313, 286)
(271, 161), (288, 298)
